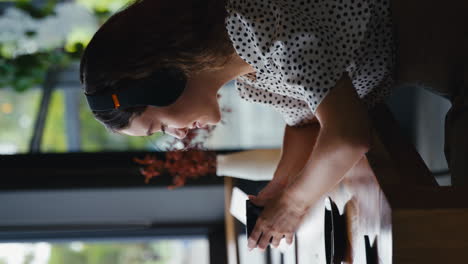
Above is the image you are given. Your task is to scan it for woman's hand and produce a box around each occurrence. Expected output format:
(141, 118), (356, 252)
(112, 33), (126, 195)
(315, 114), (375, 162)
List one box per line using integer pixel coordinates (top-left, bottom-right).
(247, 189), (310, 251)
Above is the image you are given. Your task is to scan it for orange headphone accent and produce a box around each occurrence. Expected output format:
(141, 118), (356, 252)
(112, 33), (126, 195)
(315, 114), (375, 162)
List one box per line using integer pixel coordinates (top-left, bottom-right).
(111, 94), (120, 109)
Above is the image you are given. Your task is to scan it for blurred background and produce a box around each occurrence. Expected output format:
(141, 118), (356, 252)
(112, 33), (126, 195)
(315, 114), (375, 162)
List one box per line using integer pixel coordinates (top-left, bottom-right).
(0, 1), (286, 263)
(0, 0), (452, 263)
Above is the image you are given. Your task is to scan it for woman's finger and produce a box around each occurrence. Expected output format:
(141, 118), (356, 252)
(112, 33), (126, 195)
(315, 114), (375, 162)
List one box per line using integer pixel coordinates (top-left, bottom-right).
(249, 195), (262, 205)
(270, 233), (283, 248)
(257, 233), (271, 251)
(247, 226), (262, 249)
(257, 229), (273, 250)
(250, 195), (269, 207)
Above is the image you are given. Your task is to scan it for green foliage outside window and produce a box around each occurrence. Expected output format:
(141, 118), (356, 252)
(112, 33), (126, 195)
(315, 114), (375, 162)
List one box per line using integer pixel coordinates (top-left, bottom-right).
(76, 0), (132, 21)
(0, 0), (132, 92)
(0, 0), (93, 92)
(0, 50), (72, 92)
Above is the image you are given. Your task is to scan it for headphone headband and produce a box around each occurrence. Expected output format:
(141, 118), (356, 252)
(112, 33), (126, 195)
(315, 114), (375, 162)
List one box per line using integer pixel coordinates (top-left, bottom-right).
(85, 67), (187, 111)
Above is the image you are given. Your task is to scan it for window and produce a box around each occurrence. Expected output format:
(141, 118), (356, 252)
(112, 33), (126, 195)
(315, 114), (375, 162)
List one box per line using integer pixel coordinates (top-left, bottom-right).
(0, 88), (42, 154)
(1, 75), (285, 154)
(0, 238), (209, 264)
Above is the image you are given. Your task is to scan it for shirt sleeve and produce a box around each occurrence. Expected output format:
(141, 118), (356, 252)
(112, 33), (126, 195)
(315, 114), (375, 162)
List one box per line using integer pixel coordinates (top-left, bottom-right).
(234, 77), (316, 127)
(226, 0), (371, 114)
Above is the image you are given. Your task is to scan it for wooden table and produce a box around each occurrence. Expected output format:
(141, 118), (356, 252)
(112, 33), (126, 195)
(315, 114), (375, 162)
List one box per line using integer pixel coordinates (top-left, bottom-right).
(296, 104), (468, 264)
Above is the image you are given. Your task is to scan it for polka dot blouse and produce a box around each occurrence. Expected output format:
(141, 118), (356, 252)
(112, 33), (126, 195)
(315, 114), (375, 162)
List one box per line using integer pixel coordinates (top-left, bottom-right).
(224, 0), (395, 126)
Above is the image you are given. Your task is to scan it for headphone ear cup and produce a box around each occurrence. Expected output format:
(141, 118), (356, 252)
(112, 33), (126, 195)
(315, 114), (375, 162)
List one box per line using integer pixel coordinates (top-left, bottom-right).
(145, 67), (187, 106)
(86, 67), (188, 111)
(127, 67), (187, 107)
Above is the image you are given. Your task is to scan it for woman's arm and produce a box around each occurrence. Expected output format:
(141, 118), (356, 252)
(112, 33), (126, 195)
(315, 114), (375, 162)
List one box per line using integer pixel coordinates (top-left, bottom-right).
(277, 122), (320, 183)
(248, 73), (372, 250)
(286, 73), (371, 205)
(216, 122), (319, 184)
(256, 122), (320, 199)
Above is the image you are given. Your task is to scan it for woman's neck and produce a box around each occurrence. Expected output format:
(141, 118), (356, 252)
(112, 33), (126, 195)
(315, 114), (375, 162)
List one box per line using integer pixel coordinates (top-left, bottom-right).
(201, 53), (256, 93)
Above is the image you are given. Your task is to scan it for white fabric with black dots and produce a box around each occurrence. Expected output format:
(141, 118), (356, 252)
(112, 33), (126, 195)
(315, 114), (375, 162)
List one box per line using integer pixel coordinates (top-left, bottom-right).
(225, 0), (395, 126)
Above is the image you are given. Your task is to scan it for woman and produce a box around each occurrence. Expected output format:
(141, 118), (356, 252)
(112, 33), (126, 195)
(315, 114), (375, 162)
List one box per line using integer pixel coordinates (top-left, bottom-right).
(80, 0), (467, 251)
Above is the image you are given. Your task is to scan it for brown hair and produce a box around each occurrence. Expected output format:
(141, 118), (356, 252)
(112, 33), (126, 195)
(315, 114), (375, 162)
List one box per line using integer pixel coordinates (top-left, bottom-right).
(80, 0), (235, 132)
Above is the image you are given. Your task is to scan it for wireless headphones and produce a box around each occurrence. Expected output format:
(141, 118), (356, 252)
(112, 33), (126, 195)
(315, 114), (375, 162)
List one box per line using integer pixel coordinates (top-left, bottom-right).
(85, 67), (187, 111)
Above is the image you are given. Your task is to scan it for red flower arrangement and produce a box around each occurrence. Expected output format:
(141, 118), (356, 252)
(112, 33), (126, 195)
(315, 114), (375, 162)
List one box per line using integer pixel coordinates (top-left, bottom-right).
(134, 99), (231, 189)
(133, 149), (217, 189)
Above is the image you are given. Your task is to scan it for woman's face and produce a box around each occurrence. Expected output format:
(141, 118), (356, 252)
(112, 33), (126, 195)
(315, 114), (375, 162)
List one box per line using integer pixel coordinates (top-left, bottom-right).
(118, 73), (223, 139)
(117, 53), (255, 139)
